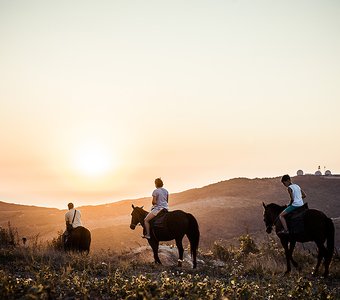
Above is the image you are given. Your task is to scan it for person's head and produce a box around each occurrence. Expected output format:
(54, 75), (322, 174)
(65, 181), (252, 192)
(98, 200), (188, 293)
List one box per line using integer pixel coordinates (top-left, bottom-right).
(68, 203), (74, 210)
(155, 178), (164, 188)
(281, 174), (291, 187)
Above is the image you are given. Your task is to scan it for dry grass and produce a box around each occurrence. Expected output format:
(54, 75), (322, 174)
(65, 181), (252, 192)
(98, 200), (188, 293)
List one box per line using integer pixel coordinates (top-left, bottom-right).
(1, 230), (339, 299)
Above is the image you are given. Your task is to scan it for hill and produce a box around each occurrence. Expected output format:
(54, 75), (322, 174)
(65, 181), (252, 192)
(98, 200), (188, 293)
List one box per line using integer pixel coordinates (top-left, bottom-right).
(1, 237), (339, 299)
(0, 175), (340, 251)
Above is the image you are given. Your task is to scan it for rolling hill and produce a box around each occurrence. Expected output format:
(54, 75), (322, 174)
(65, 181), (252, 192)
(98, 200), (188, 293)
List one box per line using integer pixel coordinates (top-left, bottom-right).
(1, 175), (339, 251)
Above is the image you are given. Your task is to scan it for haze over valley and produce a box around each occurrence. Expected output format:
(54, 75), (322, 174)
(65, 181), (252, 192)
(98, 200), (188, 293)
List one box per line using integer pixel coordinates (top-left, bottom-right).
(1, 175), (339, 252)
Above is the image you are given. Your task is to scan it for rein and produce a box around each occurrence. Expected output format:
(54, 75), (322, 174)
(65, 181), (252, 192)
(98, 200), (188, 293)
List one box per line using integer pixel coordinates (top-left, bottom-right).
(266, 212), (281, 232)
(272, 216), (280, 229)
(131, 209), (147, 229)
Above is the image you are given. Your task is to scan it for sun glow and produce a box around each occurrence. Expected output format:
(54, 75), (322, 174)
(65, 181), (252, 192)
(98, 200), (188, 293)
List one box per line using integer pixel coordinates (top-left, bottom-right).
(73, 144), (114, 177)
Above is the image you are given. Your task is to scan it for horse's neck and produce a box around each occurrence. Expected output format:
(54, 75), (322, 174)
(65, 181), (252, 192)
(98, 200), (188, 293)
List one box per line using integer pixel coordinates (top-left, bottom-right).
(139, 210), (148, 226)
(269, 205), (285, 222)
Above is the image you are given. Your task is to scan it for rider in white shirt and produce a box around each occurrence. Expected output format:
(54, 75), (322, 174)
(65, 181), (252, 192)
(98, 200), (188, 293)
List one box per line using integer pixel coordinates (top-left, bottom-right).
(279, 174), (306, 235)
(65, 202), (83, 229)
(143, 178), (169, 239)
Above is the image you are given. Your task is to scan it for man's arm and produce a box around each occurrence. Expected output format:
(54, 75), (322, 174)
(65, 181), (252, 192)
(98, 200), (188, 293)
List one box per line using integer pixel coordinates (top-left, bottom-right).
(288, 187), (294, 205)
(152, 196), (157, 206)
(301, 189), (307, 199)
(152, 190), (158, 206)
(65, 212), (70, 227)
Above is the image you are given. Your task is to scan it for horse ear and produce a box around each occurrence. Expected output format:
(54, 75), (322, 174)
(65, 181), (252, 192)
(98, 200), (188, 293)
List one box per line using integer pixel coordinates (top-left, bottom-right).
(262, 202), (266, 208)
(132, 204), (135, 209)
(141, 206), (144, 209)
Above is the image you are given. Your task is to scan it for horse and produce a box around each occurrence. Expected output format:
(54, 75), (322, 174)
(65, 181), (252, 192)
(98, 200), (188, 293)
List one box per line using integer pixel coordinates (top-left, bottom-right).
(64, 226), (91, 254)
(262, 202), (334, 277)
(130, 205), (200, 268)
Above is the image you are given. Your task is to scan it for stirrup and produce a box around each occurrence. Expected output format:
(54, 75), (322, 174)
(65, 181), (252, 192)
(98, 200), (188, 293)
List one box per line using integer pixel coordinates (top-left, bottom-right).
(278, 229), (289, 235)
(142, 235), (151, 239)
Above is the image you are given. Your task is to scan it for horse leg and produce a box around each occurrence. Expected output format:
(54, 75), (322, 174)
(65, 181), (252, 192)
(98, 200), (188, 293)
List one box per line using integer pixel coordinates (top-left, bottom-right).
(281, 238), (291, 275)
(175, 238), (184, 267)
(149, 240), (162, 265)
(313, 241), (326, 276)
(324, 249), (332, 277)
(324, 257), (330, 277)
(289, 241), (299, 270)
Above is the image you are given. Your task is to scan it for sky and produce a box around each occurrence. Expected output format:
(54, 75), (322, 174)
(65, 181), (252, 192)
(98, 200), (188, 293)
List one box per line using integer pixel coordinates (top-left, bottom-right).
(0, 0), (339, 209)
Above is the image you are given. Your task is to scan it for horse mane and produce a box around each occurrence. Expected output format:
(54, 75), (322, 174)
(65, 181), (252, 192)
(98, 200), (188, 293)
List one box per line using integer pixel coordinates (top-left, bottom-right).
(266, 203), (286, 214)
(134, 206), (148, 216)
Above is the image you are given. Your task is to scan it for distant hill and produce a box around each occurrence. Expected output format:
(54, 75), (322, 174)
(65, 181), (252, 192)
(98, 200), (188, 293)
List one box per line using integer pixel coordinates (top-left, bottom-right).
(1, 175), (339, 251)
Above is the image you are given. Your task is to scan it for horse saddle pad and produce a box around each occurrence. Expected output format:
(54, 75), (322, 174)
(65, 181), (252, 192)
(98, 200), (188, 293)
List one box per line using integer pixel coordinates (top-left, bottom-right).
(150, 209), (168, 229)
(287, 203), (308, 234)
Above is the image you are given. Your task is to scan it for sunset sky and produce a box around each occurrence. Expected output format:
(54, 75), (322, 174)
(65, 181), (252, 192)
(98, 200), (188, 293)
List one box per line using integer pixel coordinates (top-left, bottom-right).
(1, 1), (339, 209)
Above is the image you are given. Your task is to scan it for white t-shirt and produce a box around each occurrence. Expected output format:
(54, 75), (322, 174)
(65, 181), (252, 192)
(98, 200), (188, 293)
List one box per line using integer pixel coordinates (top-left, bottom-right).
(152, 187), (169, 210)
(289, 184), (304, 207)
(65, 208), (83, 228)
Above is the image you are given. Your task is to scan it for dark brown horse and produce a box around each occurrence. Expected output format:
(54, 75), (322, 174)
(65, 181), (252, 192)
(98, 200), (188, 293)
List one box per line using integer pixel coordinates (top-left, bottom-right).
(130, 205), (200, 268)
(64, 226), (91, 254)
(263, 203), (334, 277)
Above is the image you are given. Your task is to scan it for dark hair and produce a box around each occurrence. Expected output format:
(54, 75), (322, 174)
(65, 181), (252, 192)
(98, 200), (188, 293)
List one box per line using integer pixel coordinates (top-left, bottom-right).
(281, 174), (291, 183)
(68, 203), (74, 209)
(155, 178), (164, 188)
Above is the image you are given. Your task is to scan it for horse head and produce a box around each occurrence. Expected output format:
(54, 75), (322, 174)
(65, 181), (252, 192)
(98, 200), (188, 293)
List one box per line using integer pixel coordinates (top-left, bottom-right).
(263, 202), (275, 234)
(262, 202), (286, 234)
(130, 204), (145, 230)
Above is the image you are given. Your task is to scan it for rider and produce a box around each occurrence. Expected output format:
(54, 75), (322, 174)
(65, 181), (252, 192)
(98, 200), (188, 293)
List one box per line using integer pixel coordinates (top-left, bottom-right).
(143, 178), (169, 239)
(278, 174), (306, 235)
(64, 203), (83, 242)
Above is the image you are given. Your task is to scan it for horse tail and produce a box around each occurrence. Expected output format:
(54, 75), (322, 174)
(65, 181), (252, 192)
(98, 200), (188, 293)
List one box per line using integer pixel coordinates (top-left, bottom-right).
(186, 213), (200, 268)
(325, 217), (335, 259)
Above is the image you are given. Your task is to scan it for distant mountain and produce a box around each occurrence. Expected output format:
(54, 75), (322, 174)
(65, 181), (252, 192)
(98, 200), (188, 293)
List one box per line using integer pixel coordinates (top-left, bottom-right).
(1, 175), (339, 251)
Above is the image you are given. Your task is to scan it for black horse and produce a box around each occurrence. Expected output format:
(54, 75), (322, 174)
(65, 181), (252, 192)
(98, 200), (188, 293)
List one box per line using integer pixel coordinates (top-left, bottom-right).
(263, 203), (334, 277)
(130, 205), (200, 268)
(64, 226), (91, 254)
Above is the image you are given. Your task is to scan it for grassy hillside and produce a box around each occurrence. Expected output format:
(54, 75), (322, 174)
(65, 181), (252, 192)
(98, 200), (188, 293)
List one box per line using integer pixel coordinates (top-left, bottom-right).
(0, 175), (340, 251)
(0, 233), (339, 299)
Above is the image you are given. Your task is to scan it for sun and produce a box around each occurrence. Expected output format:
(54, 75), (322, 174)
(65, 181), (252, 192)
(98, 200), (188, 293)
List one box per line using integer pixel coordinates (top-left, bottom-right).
(73, 144), (114, 177)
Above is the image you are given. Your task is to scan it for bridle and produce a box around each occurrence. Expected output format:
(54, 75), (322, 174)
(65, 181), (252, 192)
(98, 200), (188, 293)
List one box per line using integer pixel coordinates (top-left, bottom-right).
(130, 208), (145, 229)
(264, 210), (280, 233)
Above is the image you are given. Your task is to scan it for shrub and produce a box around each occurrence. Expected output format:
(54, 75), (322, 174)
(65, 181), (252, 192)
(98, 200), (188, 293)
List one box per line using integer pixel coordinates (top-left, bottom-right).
(212, 241), (235, 262)
(0, 222), (18, 248)
(238, 234), (258, 255)
(47, 231), (64, 251)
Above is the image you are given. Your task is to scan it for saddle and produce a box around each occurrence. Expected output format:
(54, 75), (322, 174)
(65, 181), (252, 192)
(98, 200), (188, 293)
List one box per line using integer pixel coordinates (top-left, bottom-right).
(286, 203), (308, 235)
(150, 209), (168, 229)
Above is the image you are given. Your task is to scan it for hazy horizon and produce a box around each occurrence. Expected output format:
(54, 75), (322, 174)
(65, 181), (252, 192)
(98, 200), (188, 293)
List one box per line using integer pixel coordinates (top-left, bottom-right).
(0, 174), (274, 209)
(0, 173), (336, 210)
(1, 1), (339, 208)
